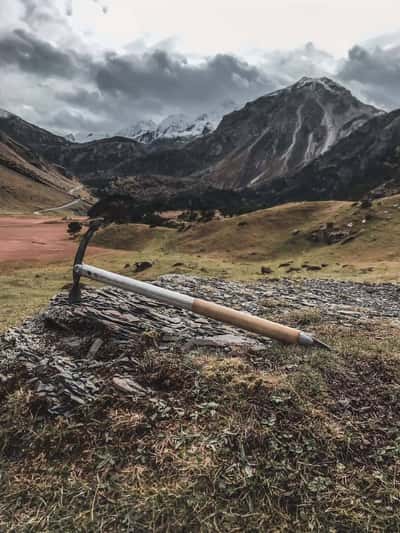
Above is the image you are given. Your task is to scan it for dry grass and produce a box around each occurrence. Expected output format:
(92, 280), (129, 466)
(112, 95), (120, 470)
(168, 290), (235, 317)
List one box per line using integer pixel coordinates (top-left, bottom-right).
(1, 320), (400, 531)
(0, 164), (74, 213)
(94, 196), (400, 284)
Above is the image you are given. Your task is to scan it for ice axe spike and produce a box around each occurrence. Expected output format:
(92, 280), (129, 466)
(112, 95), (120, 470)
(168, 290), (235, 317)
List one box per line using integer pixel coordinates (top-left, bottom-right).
(69, 220), (332, 350)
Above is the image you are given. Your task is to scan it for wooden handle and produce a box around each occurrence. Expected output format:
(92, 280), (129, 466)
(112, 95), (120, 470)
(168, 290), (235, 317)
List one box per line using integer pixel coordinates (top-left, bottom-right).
(192, 299), (301, 344)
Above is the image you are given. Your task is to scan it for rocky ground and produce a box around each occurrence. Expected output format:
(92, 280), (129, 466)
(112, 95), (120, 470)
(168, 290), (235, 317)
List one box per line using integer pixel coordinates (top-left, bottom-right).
(1, 275), (399, 416)
(2, 275), (400, 530)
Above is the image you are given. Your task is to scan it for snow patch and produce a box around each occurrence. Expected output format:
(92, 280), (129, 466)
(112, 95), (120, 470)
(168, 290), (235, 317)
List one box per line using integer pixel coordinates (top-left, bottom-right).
(0, 109), (12, 119)
(66, 101), (238, 144)
(281, 104), (304, 170)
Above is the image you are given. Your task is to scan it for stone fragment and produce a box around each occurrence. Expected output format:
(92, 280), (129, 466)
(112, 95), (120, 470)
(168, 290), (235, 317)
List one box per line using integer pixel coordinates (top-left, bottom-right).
(135, 261), (153, 272)
(185, 334), (266, 351)
(261, 266), (273, 274)
(87, 338), (103, 358)
(112, 376), (148, 396)
(1, 274), (399, 417)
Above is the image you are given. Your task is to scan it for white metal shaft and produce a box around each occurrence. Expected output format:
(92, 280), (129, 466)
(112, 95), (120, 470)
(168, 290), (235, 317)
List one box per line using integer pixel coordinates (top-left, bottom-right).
(75, 264), (194, 310)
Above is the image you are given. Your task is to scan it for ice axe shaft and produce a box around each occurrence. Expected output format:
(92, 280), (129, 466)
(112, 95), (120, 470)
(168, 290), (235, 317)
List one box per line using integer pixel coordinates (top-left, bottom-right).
(73, 263), (328, 348)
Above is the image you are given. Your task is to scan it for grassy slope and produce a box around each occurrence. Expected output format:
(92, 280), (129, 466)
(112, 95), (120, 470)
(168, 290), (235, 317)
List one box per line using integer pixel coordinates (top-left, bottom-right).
(0, 138), (94, 214)
(94, 196), (400, 283)
(0, 164), (73, 213)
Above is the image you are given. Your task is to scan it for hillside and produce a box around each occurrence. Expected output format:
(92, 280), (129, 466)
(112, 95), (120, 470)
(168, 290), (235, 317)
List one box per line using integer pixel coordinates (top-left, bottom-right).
(1, 196), (399, 530)
(195, 77), (382, 188)
(266, 109), (400, 204)
(93, 195), (400, 283)
(0, 134), (92, 213)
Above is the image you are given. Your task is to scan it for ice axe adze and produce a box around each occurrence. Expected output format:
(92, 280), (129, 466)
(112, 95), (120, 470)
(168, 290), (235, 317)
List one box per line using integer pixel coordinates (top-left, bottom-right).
(69, 220), (331, 350)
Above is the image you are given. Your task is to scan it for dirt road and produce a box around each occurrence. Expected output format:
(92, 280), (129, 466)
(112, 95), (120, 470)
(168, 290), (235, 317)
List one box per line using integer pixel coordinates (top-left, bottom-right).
(0, 216), (104, 265)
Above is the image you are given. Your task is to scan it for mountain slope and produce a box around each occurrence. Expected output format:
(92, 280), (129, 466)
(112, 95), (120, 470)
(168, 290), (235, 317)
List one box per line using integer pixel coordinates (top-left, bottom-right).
(0, 109), (69, 155)
(0, 132), (91, 212)
(87, 77), (382, 188)
(261, 109), (400, 204)
(92, 194), (400, 283)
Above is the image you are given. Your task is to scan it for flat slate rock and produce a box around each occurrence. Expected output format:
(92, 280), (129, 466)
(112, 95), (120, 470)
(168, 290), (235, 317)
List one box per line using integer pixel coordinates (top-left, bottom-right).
(1, 275), (399, 415)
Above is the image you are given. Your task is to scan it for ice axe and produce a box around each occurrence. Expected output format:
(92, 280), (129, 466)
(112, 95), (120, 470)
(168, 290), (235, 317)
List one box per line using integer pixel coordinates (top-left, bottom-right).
(69, 219), (331, 350)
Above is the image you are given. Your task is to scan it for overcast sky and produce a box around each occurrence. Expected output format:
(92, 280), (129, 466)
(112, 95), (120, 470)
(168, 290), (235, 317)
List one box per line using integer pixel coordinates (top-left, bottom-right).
(0, 0), (399, 136)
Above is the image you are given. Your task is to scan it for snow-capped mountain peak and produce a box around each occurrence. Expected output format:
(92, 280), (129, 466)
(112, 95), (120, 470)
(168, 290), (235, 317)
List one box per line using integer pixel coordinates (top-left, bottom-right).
(116, 119), (157, 140)
(293, 76), (349, 95)
(67, 101), (240, 145)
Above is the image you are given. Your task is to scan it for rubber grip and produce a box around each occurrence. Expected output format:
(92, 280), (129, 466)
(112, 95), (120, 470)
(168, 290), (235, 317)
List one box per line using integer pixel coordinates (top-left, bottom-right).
(192, 298), (301, 344)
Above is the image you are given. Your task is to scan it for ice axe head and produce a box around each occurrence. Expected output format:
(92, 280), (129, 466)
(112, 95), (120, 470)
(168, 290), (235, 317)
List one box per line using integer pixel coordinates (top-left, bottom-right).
(69, 218), (104, 303)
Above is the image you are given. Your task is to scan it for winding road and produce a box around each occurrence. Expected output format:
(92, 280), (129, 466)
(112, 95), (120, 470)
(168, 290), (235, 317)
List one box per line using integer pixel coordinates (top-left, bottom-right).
(33, 185), (83, 215)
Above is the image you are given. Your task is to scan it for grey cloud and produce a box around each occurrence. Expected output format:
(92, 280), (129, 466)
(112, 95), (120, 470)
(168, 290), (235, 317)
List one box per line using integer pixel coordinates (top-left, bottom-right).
(45, 108), (110, 132)
(1, 2), (400, 138)
(338, 45), (400, 109)
(66, 0), (73, 17)
(0, 29), (94, 79)
(20, 0), (66, 32)
(261, 42), (336, 85)
(95, 50), (272, 112)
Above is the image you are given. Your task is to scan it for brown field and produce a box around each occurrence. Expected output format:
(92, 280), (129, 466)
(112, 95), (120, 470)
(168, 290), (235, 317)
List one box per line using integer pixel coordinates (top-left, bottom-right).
(0, 216), (104, 267)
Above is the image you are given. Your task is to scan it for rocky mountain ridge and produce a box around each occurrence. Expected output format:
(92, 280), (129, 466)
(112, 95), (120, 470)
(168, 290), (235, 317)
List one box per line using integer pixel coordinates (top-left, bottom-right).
(259, 109), (400, 204)
(67, 101), (239, 145)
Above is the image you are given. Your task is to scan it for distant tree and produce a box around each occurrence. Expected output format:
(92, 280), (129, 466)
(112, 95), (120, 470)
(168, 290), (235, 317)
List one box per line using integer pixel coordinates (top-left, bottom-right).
(142, 212), (165, 227)
(199, 209), (216, 222)
(67, 221), (82, 238)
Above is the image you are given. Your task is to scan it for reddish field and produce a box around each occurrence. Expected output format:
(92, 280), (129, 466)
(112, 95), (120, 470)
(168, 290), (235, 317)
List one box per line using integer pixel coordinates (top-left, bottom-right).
(0, 216), (105, 267)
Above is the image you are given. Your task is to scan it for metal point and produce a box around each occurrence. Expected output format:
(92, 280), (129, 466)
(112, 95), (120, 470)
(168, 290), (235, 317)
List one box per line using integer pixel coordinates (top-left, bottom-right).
(312, 337), (333, 351)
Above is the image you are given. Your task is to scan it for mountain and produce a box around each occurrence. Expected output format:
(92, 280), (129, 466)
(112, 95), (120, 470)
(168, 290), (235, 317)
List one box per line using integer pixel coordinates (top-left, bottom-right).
(116, 119), (158, 144)
(193, 77), (383, 188)
(76, 101), (239, 145)
(0, 79), (395, 203)
(91, 77), (382, 188)
(0, 108), (70, 155)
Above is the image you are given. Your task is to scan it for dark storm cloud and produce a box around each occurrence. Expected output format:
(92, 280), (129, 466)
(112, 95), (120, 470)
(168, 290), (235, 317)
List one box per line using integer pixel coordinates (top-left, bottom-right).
(0, 29), (93, 79)
(95, 50), (271, 108)
(1, 0), (400, 136)
(45, 108), (109, 132)
(338, 45), (400, 108)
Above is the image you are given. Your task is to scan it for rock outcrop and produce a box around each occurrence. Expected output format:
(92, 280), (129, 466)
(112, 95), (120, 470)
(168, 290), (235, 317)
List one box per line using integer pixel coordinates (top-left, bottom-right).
(1, 275), (399, 416)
